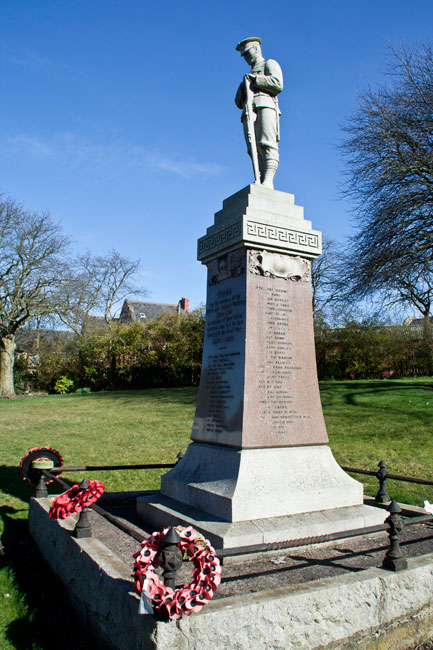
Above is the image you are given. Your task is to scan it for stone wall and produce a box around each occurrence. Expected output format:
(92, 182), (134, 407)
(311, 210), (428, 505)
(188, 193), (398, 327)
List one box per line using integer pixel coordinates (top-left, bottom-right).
(29, 498), (433, 650)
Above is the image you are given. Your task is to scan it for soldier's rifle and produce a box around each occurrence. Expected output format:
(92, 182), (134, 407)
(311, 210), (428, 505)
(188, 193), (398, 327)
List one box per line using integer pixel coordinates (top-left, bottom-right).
(244, 76), (260, 184)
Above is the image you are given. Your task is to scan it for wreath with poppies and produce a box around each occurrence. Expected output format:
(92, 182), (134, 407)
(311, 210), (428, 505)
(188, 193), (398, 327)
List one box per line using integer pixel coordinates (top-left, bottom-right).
(49, 480), (105, 519)
(20, 446), (64, 485)
(132, 526), (221, 620)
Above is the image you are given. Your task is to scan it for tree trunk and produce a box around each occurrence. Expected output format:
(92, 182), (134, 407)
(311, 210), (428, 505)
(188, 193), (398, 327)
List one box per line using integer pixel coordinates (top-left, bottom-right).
(421, 313), (433, 375)
(0, 334), (16, 397)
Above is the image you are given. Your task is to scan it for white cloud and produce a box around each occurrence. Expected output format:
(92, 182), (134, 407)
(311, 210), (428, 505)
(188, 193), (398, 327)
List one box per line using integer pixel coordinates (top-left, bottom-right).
(0, 133), (224, 181)
(148, 152), (223, 179)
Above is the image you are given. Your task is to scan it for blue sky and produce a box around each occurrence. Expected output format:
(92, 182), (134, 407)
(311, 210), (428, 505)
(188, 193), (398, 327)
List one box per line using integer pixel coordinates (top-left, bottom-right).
(1, 0), (433, 311)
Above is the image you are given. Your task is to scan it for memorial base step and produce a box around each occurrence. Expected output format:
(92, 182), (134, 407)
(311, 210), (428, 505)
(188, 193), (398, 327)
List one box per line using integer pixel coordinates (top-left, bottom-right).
(137, 492), (387, 552)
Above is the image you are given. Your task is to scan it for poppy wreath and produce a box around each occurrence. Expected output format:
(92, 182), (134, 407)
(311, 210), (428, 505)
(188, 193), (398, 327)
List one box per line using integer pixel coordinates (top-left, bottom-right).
(20, 446), (64, 485)
(49, 480), (105, 520)
(132, 526), (222, 620)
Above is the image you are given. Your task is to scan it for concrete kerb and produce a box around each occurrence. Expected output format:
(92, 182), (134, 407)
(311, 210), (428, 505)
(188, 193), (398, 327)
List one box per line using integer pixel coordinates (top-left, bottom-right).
(29, 496), (433, 650)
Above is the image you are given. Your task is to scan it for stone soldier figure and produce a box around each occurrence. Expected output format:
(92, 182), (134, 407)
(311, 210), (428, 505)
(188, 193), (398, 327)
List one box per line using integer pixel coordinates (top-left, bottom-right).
(235, 37), (283, 189)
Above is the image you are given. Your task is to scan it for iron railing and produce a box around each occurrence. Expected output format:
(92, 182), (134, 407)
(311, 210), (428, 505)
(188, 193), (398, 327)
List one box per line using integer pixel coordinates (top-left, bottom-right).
(27, 454), (433, 583)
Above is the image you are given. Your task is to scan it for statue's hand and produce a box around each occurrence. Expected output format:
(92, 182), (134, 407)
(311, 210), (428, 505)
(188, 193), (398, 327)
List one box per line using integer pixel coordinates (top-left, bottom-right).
(245, 73), (256, 81)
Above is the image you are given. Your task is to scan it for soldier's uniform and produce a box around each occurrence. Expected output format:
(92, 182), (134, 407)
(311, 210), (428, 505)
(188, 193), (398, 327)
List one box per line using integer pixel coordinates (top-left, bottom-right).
(235, 39), (283, 188)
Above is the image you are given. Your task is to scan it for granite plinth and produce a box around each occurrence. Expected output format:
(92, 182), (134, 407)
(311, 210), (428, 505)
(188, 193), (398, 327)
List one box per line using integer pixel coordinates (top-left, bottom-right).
(197, 184), (322, 262)
(160, 444), (363, 521)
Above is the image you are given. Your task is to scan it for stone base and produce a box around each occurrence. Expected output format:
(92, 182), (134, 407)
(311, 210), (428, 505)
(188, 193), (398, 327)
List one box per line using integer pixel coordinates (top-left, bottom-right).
(159, 442), (367, 522)
(137, 442), (387, 549)
(137, 493), (387, 550)
(28, 497), (433, 650)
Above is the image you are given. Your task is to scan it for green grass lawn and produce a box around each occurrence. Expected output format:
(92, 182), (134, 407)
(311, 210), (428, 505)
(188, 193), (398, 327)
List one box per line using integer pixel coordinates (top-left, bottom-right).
(320, 378), (433, 504)
(1, 379), (433, 649)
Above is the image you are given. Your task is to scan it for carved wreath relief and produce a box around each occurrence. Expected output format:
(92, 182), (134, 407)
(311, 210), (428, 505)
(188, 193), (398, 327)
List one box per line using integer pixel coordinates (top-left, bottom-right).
(249, 250), (311, 281)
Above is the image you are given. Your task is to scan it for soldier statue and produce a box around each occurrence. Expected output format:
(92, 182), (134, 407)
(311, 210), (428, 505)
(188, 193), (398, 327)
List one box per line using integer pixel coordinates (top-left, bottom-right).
(235, 37), (283, 189)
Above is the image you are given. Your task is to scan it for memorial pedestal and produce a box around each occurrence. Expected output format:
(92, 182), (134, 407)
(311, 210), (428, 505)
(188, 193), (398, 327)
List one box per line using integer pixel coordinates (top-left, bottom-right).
(137, 185), (386, 547)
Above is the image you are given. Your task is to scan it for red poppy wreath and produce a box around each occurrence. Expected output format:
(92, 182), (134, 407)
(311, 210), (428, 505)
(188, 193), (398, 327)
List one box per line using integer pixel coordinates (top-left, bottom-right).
(132, 526), (221, 620)
(20, 446), (64, 485)
(49, 480), (105, 519)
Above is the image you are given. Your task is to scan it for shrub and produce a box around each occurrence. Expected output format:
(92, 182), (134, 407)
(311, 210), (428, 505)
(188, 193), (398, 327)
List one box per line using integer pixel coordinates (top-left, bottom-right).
(54, 376), (74, 394)
(315, 317), (427, 379)
(77, 309), (205, 390)
(30, 335), (80, 393)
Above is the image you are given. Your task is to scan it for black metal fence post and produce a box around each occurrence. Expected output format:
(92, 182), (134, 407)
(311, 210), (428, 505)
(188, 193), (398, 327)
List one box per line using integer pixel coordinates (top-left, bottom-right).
(382, 500), (408, 572)
(159, 527), (183, 589)
(73, 478), (92, 538)
(34, 472), (48, 498)
(73, 508), (92, 538)
(32, 458), (55, 498)
(375, 460), (390, 504)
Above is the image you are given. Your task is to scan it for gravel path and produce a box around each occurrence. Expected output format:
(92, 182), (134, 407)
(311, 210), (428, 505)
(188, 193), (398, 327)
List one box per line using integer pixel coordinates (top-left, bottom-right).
(91, 501), (433, 600)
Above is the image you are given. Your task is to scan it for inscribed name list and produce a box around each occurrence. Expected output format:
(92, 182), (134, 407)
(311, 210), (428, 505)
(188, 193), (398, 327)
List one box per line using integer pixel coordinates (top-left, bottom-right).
(243, 271), (328, 448)
(191, 254), (328, 449)
(191, 274), (246, 446)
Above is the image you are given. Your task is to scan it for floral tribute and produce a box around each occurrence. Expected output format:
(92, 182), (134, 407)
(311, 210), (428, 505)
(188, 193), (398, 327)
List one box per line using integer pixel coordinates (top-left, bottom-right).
(424, 500), (433, 514)
(20, 446), (64, 485)
(48, 480), (105, 519)
(132, 526), (221, 620)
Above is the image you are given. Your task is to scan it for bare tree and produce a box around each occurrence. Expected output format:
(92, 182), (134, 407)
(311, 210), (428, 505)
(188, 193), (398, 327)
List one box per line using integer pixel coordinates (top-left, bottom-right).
(0, 197), (69, 396)
(311, 238), (344, 322)
(384, 263), (433, 370)
(98, 250), (142, 322)
(56, 250), (141, 337)
(339, 43), (433, 329)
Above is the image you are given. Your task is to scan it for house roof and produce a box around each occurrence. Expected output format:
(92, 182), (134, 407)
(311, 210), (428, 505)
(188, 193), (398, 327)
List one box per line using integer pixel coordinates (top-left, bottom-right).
(119, 299), (184, 323)
(404, 316), (433, 328)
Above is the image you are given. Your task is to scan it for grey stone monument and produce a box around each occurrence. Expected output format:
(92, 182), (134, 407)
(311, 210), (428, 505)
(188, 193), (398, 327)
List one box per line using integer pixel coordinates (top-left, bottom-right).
(137, 40), (386, 548)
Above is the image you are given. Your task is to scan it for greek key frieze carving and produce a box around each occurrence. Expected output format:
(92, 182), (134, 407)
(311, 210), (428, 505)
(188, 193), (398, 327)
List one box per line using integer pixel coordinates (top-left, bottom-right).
(198, 223), (242, 254)
(246, 221), (319, 250)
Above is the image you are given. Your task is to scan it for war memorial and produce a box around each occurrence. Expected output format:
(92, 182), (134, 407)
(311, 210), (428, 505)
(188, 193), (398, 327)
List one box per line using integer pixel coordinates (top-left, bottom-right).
(27, 38), (433, 649)
(137, 35), (385, 547)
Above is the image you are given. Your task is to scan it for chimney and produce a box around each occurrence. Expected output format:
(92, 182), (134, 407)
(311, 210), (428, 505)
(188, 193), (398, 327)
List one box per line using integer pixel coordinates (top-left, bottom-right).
(179, 297), (189, 312)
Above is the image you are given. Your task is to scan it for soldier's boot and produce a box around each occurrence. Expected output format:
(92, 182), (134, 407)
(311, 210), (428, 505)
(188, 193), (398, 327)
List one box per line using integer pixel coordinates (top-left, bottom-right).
(261, 159), (279, 189)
